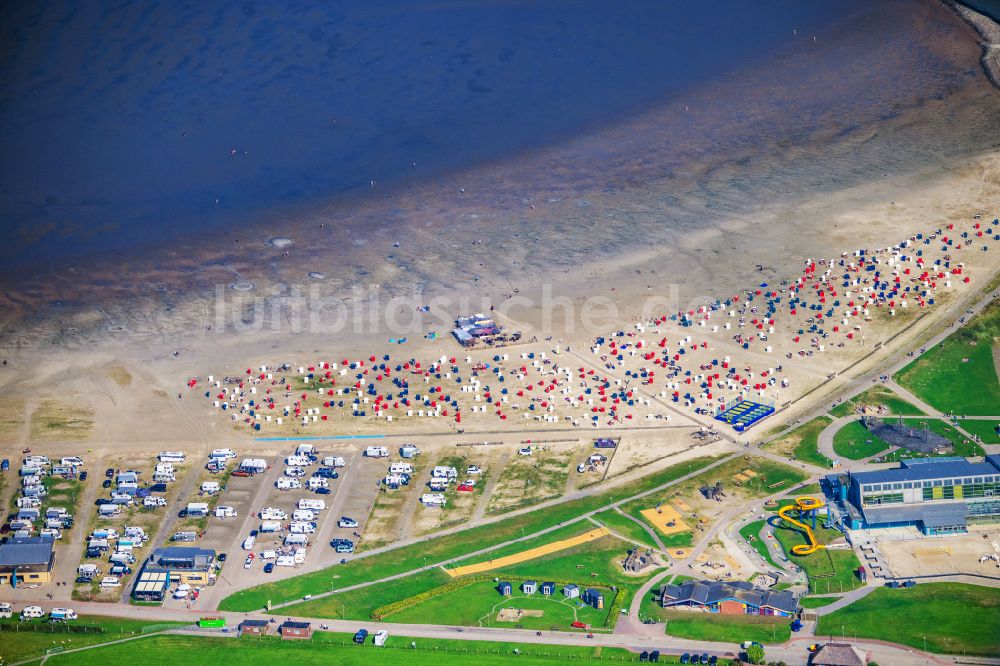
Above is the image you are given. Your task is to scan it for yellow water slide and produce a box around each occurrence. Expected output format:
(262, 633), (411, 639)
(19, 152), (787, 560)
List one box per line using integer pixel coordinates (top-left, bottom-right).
(777, 496), (826, 555)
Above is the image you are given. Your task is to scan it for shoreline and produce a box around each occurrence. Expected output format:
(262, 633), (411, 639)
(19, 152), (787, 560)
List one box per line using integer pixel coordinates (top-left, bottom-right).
(952, 0), (1000, 90)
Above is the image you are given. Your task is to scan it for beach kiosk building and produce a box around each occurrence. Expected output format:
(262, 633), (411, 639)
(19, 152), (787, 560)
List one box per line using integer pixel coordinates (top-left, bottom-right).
(583, 588), (605, 610)
(521, 580), (537, 594)
(279, 621), (313, 640)
(239, 619), (270, 637)
(563, 584), (580, 599)
(497, 581), (512, 596)
(540, 581), (556, 595)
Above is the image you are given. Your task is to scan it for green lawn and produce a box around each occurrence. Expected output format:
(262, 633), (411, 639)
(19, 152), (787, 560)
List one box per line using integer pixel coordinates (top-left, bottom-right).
(44, 632), (669, 666)
(763, 416), (834, 468)
(591, 510), (657, 548)
(771, 522), (861, 594)
(656, 610), (791, 645)
(831, 420), (891, 460)
(1, 615), (186, 664)
(817, 583), (1000, 655)
(792, 483), (821, 496)
(738, 520), (783, 570)
(958, 419), (1000, 443)
(221, 455), (725, 611)
(387, 579), (612, 631)
(830, 385), (925, 418)
(288, 568), (453, 621)
(799, 595), (841, 609)
(895, 300), (1000, 416)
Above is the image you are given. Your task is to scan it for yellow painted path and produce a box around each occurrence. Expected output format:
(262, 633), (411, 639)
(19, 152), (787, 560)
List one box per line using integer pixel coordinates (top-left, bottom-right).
(445, 527), (609, 577)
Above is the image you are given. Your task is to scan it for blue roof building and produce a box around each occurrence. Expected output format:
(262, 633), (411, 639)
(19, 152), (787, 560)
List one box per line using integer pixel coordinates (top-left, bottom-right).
(824, 455), (1000, 535)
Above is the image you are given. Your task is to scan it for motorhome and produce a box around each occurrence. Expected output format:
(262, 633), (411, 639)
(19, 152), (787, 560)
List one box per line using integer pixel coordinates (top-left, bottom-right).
(185, 502), (209, 517)
(171, 531), (197, 542)
(284, 533), (308, 546)
(292, 508), (316, 521)
(16, 497), (41, 509)
(24, 455), (49, 466)
(215, 505), (237, 518)
(60, 457), (84, 467)
(383, 473), (408, 489)
(295, 444), (316, 456)
(124, 526), (147, 541)
(289, 521), (317, 534)
(307, 477), (328, 490)
(242, 535), (257, 550)
(201, 481), (220, 494)
(276, 477), (301, 490)
(98, 504), (121, 517)
(259, 550), (277, 561)
(399, 445), (420, 458)
(77, 564), (100, 578)
(364, 446), (389, 458)
(428, 478), (449, 492)
(259, 520), (282, 533)
(431, 466), (458, 479)
(285, 455), (311, 467)
(239, 458), (268, 475)
(100, 576), (122, 588)
(0, 603), (11, 619)
(420, 493), (447, 507)
(298, 499), (325, 511)
(389, 462), (413, 475)
(21, 605), (44, 619)
(158, 452), (186, 463)
(260, 507), (287, 520)
(322, 456), (346, 468)
(154, 462), (174, 475)
(209, 448), (237, 460)
(144, 496), (167, 508)
(110, 552), (136, 565)
(275, 555), (296, 567)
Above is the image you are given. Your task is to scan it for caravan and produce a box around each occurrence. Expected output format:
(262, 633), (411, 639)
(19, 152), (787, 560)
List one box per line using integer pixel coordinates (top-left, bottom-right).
(289, 521), (317, 534)
(185, 502), (209, 517)
(215, 505), (237, 519)
(260, 507), (288, 520)
(285, 455), (311, 467)
(259, 520), (282, 533)
(292, 509), (316, 521)
(364, 446), (389, 458)
(389, 462), (413, 475)
(322, 456), (346, 468)
(276, 477), (302, 490)
(297, 499), (325, 511)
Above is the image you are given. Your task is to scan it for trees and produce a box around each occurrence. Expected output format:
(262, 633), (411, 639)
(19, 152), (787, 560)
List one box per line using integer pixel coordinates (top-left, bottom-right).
(746, 643), (765, 665)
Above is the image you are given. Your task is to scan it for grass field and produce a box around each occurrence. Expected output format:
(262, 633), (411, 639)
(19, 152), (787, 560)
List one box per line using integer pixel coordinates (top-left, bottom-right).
(958, 419), (1000, 443)
(771, 522), (861, 594)
(738, 520), (783, 570)
(830, 385), (925, 418)
(297, 535), (651, 631)
(895, 300), (1000, 416)
(651, 610), (791, 645)
(222, 455), (726, 612)
(591, 510), (657, 548)
(763, 416), (833, 468)
(817, 583), (1000, 655)
(831, 420), (891, 460)
(799, 595), (841, 608)
(0, 615), (185, 664)
(43, 632), (667, 666)
(0, 399), (24, 443)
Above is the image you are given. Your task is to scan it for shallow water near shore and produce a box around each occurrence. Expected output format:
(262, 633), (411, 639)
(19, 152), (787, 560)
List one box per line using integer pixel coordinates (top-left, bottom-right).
(0, 0), (999, 354)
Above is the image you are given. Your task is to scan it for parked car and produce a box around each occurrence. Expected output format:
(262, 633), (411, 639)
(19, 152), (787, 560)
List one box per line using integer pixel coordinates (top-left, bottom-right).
(102, 479), (112, 488)
(244, 554), (254, 569)
(680, 655), (690, 665)
(517, 447), (532, 456)
(353, 629), (368, 644)
(338, 517), (359, 529)
(75, 576), (93, 584)
(263, 562), (274, 574)
(640, 652), (650, 662)
(95, 498), (110, 506)
(699, 654), (709, 665)
(79, 471), (88, 481)
(217, 553), (227, 562)
(150, 483), (168, 493)
(650, 651), (661, 663)
(315, 487), (331, 495)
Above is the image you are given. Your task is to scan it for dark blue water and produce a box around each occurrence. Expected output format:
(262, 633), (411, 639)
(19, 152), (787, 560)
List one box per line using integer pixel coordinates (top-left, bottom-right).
(0, 0), (858, 268)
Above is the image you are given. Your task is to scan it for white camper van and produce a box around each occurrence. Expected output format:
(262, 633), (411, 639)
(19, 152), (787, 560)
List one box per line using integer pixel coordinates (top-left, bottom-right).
(297, 499), (325, 511)
(158, 452), (186, 463)
(364, 446), (389, 458)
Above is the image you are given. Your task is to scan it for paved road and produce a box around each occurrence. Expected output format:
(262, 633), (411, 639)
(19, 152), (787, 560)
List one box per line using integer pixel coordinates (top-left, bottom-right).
(33, 600), (992, 666)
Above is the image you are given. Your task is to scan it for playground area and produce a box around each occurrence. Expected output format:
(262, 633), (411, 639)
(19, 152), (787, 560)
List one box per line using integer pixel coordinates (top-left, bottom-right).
(445, 527), (610, 577)
(714, 399), (775, 431)
(863, 416), (953, 454)
(865, 526), (1000, 582)
(639, 504), (690, 537)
